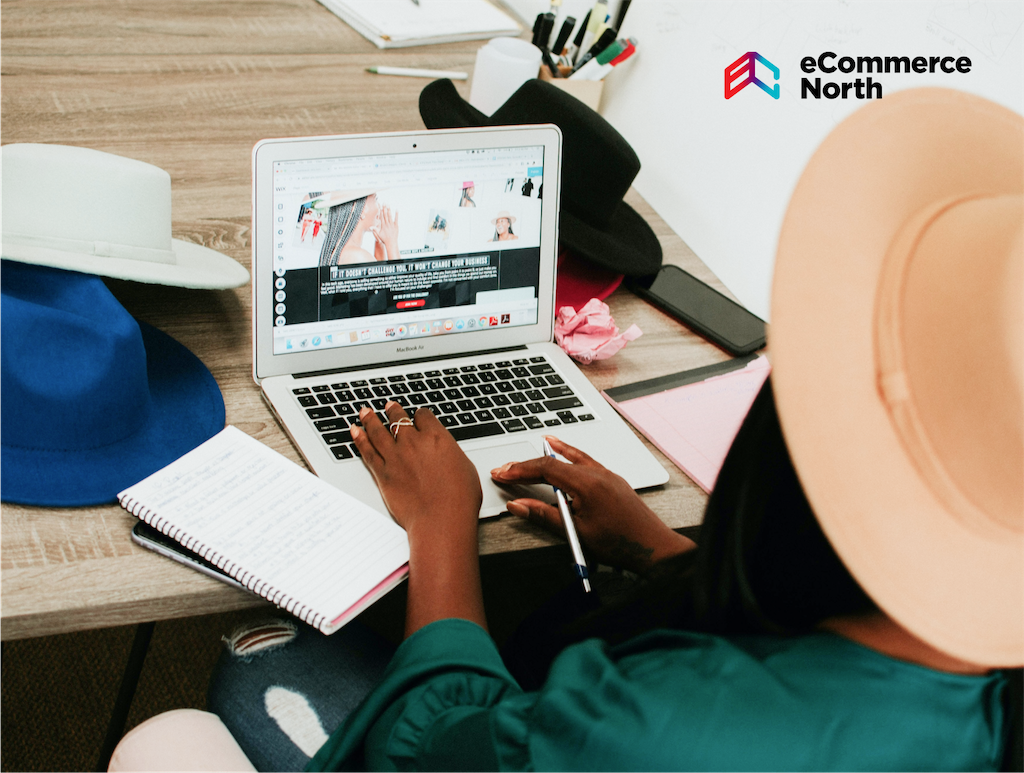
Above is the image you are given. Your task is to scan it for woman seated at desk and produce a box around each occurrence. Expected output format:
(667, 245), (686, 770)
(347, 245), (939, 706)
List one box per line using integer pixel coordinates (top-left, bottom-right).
(195, 91), (1022, 771)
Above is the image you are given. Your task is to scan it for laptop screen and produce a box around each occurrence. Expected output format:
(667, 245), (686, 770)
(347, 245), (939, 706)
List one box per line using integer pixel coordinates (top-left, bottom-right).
(270, 145), (544, 356)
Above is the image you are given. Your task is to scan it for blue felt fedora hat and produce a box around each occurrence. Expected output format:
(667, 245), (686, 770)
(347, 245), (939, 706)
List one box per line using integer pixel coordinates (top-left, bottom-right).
(1, 260), (226, 506)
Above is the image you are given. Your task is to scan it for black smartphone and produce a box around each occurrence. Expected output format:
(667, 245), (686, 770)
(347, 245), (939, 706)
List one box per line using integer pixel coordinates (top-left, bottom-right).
(131, 522), (244, 589)
(627, 265), (766, 355)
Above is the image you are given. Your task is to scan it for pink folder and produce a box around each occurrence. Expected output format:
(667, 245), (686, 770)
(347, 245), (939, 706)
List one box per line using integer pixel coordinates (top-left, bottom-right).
(602, 355), (771, 493)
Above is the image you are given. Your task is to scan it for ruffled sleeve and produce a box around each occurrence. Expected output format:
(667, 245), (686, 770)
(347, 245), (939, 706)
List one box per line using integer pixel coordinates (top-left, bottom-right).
(306, 618), (520, 771)
(307, 624), (1009, 771)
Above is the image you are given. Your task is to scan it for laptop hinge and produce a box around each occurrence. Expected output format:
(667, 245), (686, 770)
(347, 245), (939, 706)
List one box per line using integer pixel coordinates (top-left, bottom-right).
(292, 344), (530, 380)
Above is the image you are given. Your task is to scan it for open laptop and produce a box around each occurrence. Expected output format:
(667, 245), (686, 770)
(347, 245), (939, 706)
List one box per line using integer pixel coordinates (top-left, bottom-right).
(252, 125), (668, 517)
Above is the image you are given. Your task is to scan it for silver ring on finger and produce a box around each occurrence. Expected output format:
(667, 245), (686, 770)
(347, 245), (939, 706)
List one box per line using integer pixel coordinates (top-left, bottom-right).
(389, 417), (415, 439)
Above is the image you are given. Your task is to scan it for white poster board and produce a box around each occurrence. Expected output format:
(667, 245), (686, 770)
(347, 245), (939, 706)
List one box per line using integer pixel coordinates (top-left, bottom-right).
(600, 1), (1023, 320)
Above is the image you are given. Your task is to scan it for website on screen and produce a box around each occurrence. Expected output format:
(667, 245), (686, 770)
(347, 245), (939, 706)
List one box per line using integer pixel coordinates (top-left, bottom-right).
(270, 146), (544, 355)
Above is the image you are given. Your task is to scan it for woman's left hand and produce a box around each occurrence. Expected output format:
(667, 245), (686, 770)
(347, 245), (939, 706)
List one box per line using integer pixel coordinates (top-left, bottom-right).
(351, 402), (487, 636)
(351, 402), (482, 535)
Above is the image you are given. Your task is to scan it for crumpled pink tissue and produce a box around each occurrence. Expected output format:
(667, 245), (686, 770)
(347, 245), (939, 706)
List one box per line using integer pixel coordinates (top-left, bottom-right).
(554, 299), (642, 364)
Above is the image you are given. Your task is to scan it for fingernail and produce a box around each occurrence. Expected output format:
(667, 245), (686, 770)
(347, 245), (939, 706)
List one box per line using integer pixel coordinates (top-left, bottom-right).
(359, 407), (370, 418)
(490, 462), (513, 477)
(506, 501), (529, 516)
(385, 400), (397, 409)
(351, 425), (361, 438)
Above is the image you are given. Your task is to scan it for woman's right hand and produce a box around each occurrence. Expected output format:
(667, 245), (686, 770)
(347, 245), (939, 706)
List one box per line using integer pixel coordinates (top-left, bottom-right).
(490, 437), (695, 576)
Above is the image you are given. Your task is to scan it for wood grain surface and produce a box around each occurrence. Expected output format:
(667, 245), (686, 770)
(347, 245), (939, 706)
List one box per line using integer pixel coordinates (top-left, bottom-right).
(1, 0), (736, 640)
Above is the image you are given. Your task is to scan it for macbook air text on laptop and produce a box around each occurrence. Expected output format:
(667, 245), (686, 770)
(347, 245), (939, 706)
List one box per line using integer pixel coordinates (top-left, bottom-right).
(252, 125), (667, 517)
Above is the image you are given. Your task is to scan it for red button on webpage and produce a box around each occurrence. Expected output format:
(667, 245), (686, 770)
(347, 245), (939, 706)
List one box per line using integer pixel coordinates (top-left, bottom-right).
(397, 300), (426, 309)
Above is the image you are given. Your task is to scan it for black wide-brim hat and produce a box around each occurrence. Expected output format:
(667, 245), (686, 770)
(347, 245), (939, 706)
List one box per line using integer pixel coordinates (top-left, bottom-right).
(419, 78), (662, 277)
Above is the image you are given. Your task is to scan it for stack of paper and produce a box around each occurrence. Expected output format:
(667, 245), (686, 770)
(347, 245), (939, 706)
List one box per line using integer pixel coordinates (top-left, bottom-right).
(602, 355), (771, 493)
(317, 0), (521, 48)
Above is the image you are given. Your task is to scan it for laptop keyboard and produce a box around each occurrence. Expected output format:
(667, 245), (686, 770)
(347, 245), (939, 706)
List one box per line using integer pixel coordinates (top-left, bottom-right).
(291, 356), (595, 461)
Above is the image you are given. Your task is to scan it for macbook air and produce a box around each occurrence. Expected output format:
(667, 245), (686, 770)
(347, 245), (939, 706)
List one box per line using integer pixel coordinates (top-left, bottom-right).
(252, 125), (668, 517)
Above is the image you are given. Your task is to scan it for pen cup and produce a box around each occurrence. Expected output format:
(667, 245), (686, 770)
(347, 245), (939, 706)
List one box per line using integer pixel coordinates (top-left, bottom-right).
(538, 67), (604, 112)
(469, 37), (543, 116)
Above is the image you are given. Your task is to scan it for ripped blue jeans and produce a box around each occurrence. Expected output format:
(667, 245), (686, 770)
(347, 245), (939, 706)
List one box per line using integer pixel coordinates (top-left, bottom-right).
(207, 619), (396, 772)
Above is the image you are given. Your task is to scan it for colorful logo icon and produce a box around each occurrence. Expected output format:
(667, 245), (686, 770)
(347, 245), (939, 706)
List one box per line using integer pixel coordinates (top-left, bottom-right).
(488, 316), (498, 326)
(479, 316), (488, 327)
(500, 313), (510, 324)
(725, 52), (780, 99)
(443, 319), (454, 331)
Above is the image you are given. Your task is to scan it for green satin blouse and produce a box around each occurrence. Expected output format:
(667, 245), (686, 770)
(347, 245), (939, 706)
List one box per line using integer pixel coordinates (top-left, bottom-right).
(308, 618), (1007, 771)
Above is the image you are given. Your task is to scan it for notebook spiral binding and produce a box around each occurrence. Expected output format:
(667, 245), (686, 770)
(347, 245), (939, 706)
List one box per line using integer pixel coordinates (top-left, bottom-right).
(120, 495), (326, 632)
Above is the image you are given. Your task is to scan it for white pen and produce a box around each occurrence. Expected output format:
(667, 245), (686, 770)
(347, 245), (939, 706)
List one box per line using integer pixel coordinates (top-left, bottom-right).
(365, 66), (469, 80)
(543, 438), (591, 593)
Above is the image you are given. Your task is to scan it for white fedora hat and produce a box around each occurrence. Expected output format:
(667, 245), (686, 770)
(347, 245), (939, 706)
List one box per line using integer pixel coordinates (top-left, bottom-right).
(771, 88), (1023, 667)
(490, 210), (517, 225)
(303, 189), (378, 211)
(1, 144), (249, 289)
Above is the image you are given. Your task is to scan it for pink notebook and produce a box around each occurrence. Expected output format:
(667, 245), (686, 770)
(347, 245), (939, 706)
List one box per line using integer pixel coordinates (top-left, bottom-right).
(602, 355), (771, 492)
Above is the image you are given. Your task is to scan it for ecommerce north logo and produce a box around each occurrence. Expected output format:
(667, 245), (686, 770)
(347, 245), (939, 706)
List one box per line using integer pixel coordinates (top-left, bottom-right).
(725, 49), (974, 101)
(725, 52), (780, 99)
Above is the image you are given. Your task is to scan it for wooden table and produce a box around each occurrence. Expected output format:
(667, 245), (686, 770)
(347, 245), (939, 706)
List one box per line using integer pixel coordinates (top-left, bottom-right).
(1, 0), (738, 641)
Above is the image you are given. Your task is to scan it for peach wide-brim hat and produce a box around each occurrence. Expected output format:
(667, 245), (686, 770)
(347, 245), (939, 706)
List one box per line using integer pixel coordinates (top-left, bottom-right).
(771, 88), (1023, 667)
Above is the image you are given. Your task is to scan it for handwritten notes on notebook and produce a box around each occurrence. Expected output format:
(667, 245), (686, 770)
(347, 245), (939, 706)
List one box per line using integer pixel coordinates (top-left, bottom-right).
(118, 426), (409, 634)
(602, 355), (771, 493)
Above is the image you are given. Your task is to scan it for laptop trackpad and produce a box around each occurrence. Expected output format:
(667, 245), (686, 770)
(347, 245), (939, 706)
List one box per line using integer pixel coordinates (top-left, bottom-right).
(467, 441), (558, 516)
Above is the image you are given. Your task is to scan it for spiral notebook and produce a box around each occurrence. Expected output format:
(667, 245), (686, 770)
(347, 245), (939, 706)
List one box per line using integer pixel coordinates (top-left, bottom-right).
(117, 426), (410, 634)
